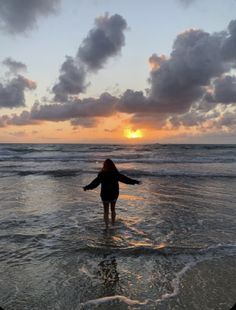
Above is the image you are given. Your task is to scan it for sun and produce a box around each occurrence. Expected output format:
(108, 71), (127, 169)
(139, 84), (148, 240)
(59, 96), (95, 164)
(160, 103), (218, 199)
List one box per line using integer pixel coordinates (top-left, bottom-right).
(124, 129), (143, 139)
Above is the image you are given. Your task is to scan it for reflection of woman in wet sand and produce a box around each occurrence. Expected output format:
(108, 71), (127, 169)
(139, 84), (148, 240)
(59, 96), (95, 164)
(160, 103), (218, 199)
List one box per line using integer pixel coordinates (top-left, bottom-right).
(83, 159), (140, 228)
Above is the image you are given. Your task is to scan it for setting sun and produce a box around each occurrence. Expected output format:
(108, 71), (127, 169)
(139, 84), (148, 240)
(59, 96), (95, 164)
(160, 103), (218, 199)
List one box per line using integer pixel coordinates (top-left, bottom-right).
(124, 129), (143, 139)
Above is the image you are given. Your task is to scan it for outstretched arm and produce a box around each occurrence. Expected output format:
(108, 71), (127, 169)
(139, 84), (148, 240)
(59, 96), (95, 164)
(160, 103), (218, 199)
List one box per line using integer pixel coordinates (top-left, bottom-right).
(84, 174), (101, 191)
(118, 173), (140, 185)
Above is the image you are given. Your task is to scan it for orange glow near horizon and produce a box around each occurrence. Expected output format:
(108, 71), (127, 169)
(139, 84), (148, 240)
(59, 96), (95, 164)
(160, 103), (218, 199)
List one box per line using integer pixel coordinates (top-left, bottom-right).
(0, 111), (206, 144)
(124, 128), (143, 139)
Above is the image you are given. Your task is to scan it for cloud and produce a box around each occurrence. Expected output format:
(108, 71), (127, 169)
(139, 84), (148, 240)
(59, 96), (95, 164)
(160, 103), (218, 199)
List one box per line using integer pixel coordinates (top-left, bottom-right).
(78, 13), (127, 71)
(0, 110), (37, 127)
(149, 54), (167, 71)
(2, 57), (27, 73)
(221, 19), (236, 62)
(207, 75), (236, 104)
(0, 75), (36, 108)
(52, 57), (87, 102)
(168, 109), (221, 129)
(117, 20), (236, 119)
(31, 92), (117, 121)
(2, 18), (236, 139)
(0, 0), (60, 34)
(213, 110), (236, 129)
(0, 92), (117, 127)
(53, 13), (127, 102)
(148, 29), (227, 113)
(116, 27), (232, 117)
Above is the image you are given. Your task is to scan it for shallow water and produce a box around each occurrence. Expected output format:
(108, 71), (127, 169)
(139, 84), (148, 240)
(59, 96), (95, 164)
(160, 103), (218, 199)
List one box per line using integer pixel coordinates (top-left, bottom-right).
(0, 144), (235, 309)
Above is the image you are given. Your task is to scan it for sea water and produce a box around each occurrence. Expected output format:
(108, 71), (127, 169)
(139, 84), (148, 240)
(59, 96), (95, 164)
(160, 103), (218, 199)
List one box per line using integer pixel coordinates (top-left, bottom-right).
(0, 144), (235, 309)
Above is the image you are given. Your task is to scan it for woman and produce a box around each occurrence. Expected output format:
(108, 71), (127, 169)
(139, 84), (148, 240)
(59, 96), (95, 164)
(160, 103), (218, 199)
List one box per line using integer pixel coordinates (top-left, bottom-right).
(83, 159), (140, 228)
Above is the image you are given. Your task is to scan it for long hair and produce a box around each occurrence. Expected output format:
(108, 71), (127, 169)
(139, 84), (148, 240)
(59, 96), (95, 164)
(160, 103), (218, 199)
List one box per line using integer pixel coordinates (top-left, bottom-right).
(101, 159), (118, 172)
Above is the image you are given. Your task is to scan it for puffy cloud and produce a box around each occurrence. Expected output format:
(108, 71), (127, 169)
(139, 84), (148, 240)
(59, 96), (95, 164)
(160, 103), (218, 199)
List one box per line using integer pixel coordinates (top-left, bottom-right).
(118, 20), (236, 119)
(53, 13), (127, 102)
(148, 29), (227, 114)
(0, 0), (60, 34)
(78, 13), (127, 71)
(169, 109), (221, 129)
(2, 57), (27, 73)
(0, 92), (117, 128)
(209, 75), (236, 104)
(221, 19), (236, 62)
(31, 92), (117, 121)
(0, 110), (37, 127)
(118, 90), (152, 114)
(52, 57), (87, 102)
(0, 75), (36, 108)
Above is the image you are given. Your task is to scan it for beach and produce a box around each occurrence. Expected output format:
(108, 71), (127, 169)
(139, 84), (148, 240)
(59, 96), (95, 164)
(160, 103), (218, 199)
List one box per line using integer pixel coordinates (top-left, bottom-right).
(0, 144), (235, 309)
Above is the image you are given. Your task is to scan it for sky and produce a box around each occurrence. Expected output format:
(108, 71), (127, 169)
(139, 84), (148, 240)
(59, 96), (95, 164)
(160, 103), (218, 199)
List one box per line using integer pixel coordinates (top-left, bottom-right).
(0, 0), (236, 144)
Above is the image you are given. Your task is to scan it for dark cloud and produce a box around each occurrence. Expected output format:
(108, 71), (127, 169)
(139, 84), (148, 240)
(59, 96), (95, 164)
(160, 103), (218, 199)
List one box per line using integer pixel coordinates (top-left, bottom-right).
(9, 110), (34, 125)
(0, 75), (36, 108)
(118, 20), (236, 118)
(53, 13), (127, 102)
(31, 92), (117, 121)
(78, 13), (127, 71)
(52, 57), (87, 102)
(148, 29), (227, 114)
(221, 19), (236, 62)
(115, 28), (232, 118)
(2, 57), (27, 73)
(0, 0), (60, 34)
(0, 92), (117, 127)
(209, 75), (236, 104)
(118, 90), (152, 114)
(0, 110), (37, 127)
(169, 109), (221, 128)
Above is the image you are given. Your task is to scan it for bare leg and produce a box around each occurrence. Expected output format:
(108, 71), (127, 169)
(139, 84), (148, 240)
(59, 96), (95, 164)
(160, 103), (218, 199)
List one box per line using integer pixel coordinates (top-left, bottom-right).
(103, 202), (109, 228)
(111, 201), (116, 225)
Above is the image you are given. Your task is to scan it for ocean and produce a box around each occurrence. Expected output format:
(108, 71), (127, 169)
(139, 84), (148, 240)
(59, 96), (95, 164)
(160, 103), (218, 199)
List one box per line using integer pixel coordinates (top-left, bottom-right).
(0, 144), (235, 310)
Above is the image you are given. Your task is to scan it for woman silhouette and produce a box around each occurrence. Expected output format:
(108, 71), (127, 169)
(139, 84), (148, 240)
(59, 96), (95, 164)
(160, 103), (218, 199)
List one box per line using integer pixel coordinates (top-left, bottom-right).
(83, 159), (140, 228)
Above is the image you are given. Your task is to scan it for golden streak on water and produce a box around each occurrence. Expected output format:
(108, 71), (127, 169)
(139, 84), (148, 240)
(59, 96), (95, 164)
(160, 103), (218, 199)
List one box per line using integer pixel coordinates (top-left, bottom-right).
(128, 241), (167, 249)
(154, 242), (167, 249)
(120, 194), (145, 201)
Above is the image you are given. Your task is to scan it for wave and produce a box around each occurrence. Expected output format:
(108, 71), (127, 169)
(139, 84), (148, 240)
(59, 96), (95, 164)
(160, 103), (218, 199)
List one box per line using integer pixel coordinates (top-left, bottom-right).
(18, 169), (82, 177)
(0, 156), (235, 165)
(121, 169), (236, 178)
(79, 295), (148, 309)
(0, 167), (236, 178)
(78, 243), (236, 257)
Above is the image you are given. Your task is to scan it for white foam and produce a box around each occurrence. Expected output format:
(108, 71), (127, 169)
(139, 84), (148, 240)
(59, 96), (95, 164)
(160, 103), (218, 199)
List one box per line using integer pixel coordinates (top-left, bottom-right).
(79, 295), (148, 309)
(156, 260), (197, 303)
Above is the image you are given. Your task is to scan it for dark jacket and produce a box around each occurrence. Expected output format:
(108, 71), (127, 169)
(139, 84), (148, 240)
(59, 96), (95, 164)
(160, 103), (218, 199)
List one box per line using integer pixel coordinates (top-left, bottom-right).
(84, 171), (139, 201)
